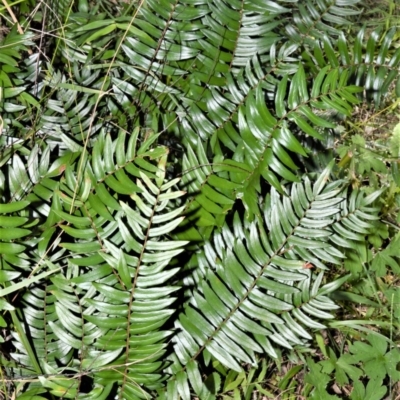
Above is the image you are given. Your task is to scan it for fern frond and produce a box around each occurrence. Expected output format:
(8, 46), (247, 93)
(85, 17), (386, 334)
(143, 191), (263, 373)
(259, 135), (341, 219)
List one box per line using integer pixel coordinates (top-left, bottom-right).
(165, 164), (380, 400)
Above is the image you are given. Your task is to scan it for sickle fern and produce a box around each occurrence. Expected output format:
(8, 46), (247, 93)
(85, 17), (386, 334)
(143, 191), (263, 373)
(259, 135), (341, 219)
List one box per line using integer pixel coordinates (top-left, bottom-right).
(5, 130), (188, 399)
(164, 163), (380, 399)
(0, 0), (399, 399)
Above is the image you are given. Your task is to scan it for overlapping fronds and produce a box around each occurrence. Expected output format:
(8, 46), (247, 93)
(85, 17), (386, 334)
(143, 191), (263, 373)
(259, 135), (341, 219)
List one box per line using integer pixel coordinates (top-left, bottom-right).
(0, 0), (397, 398)
(4, 130), (188, 399)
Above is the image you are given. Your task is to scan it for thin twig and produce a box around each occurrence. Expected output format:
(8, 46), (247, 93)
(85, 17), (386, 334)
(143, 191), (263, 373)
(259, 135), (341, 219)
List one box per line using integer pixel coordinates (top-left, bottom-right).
(1, 0), (33, 54)
(1, 0), (23, 34)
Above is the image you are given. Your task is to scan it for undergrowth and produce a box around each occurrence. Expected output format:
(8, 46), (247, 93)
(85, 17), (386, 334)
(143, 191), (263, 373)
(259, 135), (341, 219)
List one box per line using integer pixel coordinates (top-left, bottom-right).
(0, 0), (400, 399)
